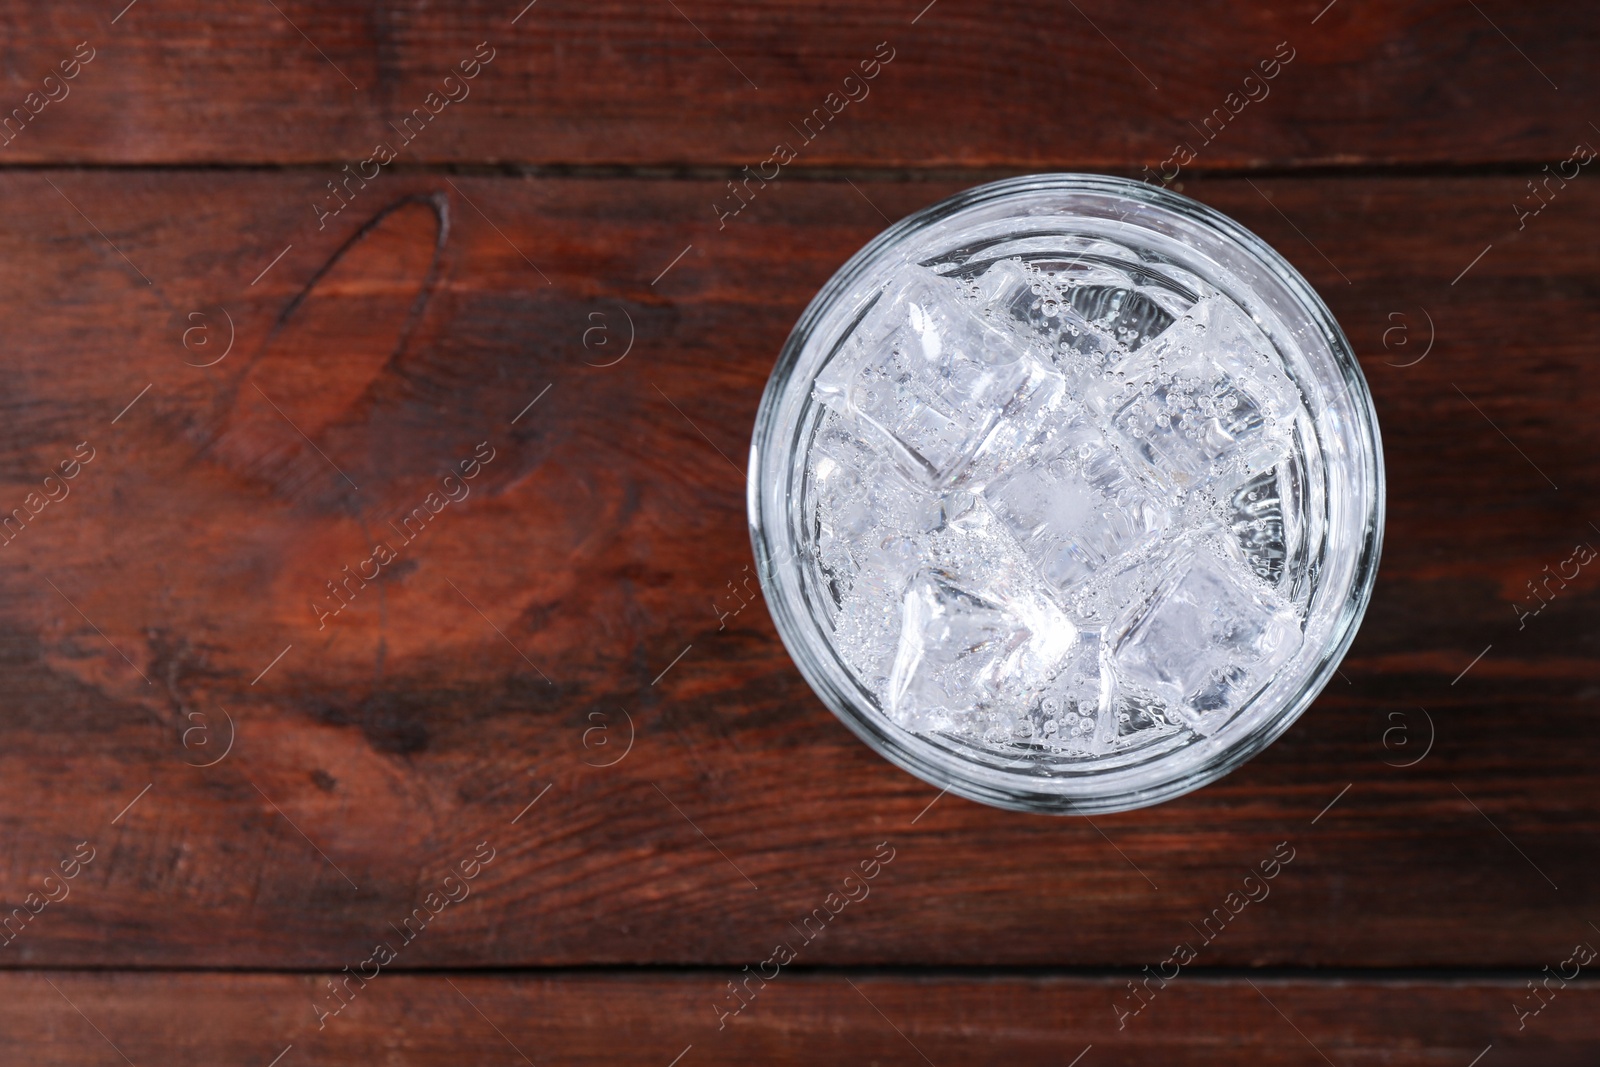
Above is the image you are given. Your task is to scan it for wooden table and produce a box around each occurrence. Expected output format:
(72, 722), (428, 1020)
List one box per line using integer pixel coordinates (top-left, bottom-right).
(2, 1), (1597, 1063)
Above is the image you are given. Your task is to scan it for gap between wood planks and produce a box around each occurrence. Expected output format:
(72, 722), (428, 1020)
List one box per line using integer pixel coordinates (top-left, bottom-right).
(4, 964), (1598, 980)
(0, 159), (1577, 183)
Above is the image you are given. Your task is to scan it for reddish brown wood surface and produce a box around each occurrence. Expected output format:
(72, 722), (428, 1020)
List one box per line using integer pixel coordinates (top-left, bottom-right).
(2, 0), (1598, 1057)
(0, 172), (1594, 975)
(0, 0), (1591, 167)
(1, 972), (1597, 1066)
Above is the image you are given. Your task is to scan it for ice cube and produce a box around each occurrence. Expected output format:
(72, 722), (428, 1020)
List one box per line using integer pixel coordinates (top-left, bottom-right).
(854, 535), (926, 602)
(811, 414), (944, 547)
(811, 417), (880, 543)
(1032, 629), (1114, 752)
(1222, 467), (1288, 586)
(978, 247), (1187, 354)
(982, 412), (1167, 597)
(1062, 544), (1170, 629)
(1108, 544), (1302, 734)
(1086, 297), (1299, 489)
(810, 419), (897, 618)
(886, 566), (1076, 733)
(815, 265), (1041, 488)
(963, 367), (1069, 474)
(1112, 691), (1180, 741)
(1064, 282), (1179, 353)
(814, 406), (1066, 699)
(974, 260), (1126, 384)
(809, 414), (945, 672)
(830, 532), (926, 692)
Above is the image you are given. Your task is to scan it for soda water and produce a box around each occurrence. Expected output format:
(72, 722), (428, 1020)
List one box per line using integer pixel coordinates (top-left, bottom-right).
(804, 250), (1317, 752)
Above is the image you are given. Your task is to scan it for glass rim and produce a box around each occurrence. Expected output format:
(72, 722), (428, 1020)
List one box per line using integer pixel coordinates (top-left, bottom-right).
(748, 172), (1386, 815)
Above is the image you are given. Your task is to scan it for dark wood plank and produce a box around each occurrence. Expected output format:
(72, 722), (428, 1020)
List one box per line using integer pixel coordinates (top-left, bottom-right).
(0, 171), (1595, 970)
(0, 0), (1591, 166)
(3, 972), (1598, 1065)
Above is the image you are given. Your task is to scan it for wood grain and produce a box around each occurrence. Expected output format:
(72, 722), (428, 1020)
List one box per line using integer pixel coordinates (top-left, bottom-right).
(0, 0), (1591, 167)
(1, 0), (1594, 1054)
(1, 971), (1597, 1065)
(0, 170), (1594, 971)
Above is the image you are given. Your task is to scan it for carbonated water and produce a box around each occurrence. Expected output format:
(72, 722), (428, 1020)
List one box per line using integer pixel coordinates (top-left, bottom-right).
(806, 253), (1312, 753)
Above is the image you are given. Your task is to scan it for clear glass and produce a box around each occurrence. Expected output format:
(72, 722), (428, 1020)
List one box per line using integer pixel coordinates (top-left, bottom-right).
(748, 174), (1384, 814)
